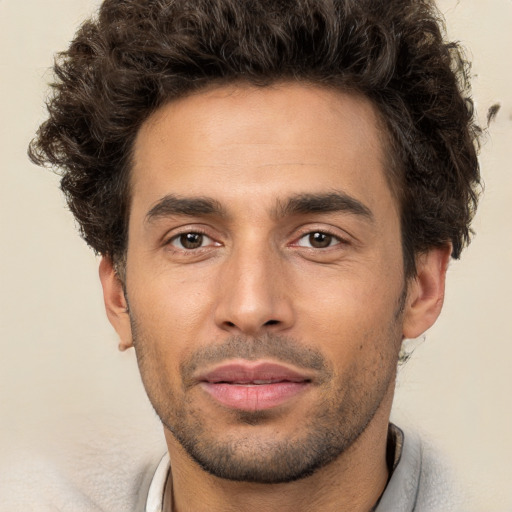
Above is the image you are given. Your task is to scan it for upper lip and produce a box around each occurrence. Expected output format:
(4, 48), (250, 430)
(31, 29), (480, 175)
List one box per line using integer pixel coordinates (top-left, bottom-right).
(196, 361), (313, 384)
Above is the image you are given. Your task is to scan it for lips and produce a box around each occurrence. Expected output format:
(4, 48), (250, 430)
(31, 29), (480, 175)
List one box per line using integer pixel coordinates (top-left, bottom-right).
(197, 361), (312, 411)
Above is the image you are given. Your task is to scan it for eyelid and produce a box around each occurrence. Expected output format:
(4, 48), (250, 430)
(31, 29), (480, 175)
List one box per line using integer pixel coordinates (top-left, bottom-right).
(295, 232), (342, 248)
(289, 225), (352, 248)
(170, 232), (215, 249)
(163, 225), (222, 250)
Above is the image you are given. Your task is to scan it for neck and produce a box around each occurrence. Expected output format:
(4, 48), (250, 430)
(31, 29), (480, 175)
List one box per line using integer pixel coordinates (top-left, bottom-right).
(163, 397), (393, 512)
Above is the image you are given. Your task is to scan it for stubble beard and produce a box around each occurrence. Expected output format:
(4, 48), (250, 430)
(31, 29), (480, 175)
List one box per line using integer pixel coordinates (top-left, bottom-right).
(130, 310), (404, 485)
(167, 357), (396, 484)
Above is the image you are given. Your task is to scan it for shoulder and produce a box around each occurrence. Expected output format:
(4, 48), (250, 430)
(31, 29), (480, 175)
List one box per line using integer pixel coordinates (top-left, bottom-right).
(376, 425), (469, 512)
(0, 423), (165, 512)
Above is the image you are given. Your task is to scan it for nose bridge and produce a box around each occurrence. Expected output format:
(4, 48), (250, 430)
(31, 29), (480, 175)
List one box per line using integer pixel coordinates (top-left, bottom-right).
(215, 234), (293, 335)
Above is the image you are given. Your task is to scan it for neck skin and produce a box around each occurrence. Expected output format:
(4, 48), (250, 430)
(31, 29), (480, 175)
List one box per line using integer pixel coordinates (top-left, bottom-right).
(162, 381), (395, 512)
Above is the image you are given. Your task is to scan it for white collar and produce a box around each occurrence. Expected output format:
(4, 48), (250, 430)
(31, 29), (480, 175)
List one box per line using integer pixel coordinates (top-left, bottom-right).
(146, 453), (170, 512)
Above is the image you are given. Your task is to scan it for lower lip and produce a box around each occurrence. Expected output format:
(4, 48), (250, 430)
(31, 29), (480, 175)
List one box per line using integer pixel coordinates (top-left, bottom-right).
(200, 381), (309, 411)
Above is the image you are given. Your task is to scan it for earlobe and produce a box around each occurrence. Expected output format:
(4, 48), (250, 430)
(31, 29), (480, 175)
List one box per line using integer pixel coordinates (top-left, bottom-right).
(402, 245), (452, 339)
(98, 257), (133, 351)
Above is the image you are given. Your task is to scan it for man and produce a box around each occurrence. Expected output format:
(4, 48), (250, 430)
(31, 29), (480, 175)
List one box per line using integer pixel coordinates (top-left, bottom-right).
(27, 0), (481, 510)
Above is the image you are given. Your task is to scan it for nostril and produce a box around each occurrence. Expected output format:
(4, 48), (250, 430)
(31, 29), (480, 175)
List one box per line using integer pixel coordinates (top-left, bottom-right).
(221, 318), (281, 333)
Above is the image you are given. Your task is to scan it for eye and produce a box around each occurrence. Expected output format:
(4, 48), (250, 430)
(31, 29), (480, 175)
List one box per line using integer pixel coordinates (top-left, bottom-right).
(295, 231), (341, 249)
(169, 232), (215, 250)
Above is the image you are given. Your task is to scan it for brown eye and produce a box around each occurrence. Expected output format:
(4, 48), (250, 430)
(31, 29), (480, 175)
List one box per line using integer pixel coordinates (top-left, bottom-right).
(308, 232), (333, 248)
(171, 232), (207, 249)
(296, 231), (340, 249)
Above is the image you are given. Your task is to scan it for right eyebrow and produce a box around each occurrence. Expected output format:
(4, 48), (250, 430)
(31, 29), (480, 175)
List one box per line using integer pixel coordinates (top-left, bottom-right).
(144, 195), (227, 224)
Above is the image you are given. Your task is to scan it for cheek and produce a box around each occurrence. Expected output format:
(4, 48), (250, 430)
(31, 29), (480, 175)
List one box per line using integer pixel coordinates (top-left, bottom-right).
(294, 268), (400, 323)
(290, 266), (403, 357)
(131, 267), (208, 322)
(127, 267), (219, 363)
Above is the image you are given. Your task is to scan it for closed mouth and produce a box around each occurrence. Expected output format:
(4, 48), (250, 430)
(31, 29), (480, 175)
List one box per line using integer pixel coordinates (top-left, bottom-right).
(196, 360), (313, 411)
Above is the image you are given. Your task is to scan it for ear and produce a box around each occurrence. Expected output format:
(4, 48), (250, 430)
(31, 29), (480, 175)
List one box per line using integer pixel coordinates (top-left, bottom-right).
(402, 245), (452, 339)
(98, 257), (133, 351)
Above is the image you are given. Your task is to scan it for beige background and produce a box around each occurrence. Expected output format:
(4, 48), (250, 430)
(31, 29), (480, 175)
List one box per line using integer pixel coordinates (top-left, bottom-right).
(1, 0), (511, 509)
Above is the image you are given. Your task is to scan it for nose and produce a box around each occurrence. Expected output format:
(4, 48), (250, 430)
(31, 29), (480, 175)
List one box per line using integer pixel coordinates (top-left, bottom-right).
(214, 244), (295, 336)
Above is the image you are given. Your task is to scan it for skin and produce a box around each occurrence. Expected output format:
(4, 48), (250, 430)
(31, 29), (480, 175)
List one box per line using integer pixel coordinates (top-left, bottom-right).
(100, 83), (450, 512)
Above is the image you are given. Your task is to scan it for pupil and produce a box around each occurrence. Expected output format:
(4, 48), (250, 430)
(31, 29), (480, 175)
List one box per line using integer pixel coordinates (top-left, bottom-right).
(310, 232), (331, 248)
(181, 233), (202, 249)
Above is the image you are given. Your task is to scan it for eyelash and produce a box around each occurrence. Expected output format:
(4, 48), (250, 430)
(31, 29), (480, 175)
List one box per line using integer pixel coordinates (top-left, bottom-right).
(165, 228), (348, 253)
(166, 230), (218, 251)
(292, 230), (348, 250)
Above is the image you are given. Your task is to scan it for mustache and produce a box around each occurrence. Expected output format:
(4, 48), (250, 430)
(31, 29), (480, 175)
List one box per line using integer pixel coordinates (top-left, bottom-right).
(180, 333), (332, 385)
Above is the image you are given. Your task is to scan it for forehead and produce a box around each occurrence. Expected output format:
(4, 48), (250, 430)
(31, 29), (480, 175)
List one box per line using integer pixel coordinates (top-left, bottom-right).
(130, 83), (394, 218)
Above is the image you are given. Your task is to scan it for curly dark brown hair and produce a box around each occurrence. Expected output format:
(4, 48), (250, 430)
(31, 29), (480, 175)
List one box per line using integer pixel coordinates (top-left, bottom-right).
(29, 0), (481, 276)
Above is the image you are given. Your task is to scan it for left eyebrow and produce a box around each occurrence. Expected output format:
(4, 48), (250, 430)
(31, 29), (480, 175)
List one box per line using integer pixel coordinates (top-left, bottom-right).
(145, 194), (227, 224)
(274, 192), (374, 222)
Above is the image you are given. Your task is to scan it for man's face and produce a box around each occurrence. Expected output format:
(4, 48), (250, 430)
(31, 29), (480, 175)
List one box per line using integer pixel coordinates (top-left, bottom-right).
(121, 84), (407, 482)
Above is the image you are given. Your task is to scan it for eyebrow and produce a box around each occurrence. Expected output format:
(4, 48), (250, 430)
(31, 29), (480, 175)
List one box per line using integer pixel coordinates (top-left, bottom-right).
(274, 192), (374, 222)
(144, 191), (374, 225)
(145, 195), (227, 224)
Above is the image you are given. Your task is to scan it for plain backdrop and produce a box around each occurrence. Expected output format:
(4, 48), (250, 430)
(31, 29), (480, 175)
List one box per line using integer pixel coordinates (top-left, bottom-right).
(1, 0), (511, 510)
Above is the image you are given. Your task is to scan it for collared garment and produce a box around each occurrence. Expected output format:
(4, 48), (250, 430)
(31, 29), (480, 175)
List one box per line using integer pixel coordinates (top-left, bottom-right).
(146, 424), (465, 512)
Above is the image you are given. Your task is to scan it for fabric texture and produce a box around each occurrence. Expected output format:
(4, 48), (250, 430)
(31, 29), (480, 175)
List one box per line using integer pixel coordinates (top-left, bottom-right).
(0, 417), (165, 512)
(375, 426), (464, 512)
(144, 425), (466, 512)
(0, 424), (467, 511)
